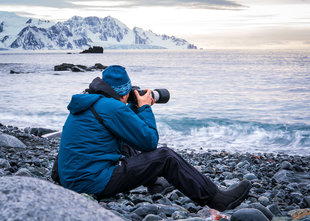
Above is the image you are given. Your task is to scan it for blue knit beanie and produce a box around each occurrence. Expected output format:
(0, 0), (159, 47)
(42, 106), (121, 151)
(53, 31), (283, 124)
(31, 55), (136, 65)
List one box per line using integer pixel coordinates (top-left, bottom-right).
(102, 65), (132, 96)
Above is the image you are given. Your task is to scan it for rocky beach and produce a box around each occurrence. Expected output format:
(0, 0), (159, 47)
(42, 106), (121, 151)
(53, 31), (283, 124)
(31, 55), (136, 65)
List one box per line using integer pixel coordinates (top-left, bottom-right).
(1, 123), (310, 221)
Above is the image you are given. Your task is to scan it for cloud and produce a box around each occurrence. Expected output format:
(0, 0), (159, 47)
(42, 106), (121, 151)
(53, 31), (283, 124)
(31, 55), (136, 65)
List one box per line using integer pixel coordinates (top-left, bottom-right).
(1, 0), (245, 10)
(0, 0), (72, 8)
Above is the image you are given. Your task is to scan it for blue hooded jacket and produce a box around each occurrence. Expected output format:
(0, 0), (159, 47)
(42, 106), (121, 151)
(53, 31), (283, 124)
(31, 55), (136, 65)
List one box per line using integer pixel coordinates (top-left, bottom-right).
(58, 79), (158, 194)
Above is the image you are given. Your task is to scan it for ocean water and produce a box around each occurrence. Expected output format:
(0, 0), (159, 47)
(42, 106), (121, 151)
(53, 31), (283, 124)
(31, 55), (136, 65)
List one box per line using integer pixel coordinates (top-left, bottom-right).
(0, 49), (309, 155)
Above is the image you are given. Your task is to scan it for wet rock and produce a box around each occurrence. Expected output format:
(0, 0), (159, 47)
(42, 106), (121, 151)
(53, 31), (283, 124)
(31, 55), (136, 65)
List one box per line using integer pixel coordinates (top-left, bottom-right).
(300, 196), (310, 208)
(258, 196), (270, 206)
(10, 70), (22, 74)
(92, 63), (108, 70)
(246, 203), (273, 220)
(267, 204), (283, 216)
(172, 210), (189, 219)
(280, 161), (293, 170)
(54, 63), (106, 72)
(272, 169), (310, 184)
(142, 214), (162, 221)
(0, 133), (26, 148)
(158, 204), (186, 216)
(0, 158), (10, 169)
(133, 203), (158, 217)
(231, 208), (269, 221)
(0, 176), (122, 221)
(288, 209), (310, 220)
(14, 168), (33, 177)
(244, 173), (258, 181)
(183, 202), (200, 213)
(180, 218), (205, 221)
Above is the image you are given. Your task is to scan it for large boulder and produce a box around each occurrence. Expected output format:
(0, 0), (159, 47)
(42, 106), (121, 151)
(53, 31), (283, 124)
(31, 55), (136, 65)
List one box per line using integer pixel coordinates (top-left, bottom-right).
(272, 169), (310, 184)
(0, 133), (26, 148)
(0, 176), (123, 221)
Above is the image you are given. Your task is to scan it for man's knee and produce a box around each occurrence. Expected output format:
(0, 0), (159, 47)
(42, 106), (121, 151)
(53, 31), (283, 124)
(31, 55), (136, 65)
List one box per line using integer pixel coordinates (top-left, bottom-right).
(156, 146), (178, 162)
(157, 146), (174, 155)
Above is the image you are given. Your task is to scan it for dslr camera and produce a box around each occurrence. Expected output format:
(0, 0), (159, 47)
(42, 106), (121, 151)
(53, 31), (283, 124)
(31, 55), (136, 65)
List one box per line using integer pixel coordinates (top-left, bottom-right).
(128, 86), (170, 105)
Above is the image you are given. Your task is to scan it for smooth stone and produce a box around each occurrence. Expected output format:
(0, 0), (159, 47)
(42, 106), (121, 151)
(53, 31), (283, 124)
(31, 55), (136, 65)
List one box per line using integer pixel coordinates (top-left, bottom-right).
(0, 158), (10, 169)
(172, 210), (189, 219)
(0, 133), (26, 149)
(157, 204), (183, 216)
(244, 173), (258, 180)
(300, 216), (310, 221)
(246, 203), (273, 220)
(267, 204), (283, 216)
(290, 192), (303, 204)
(14, 168), (33, 177)
(155, 197), (173, 206)
(180, 218), (205, 221)
(236, 160), (250, 169)
(0, 176), (122, 221)
(231, 208), (269, 221)
(301, 196), (310, 208)
(272, 169), (310, 184)
(223, 178), (240, 186)
(142, 214), (162, 221)
(183, 202), (200, 213)
(258, 196), (270, 206)
(280, 161), (293, 170)
(288, 209), (310, 220)
(133, 203), (158, 217)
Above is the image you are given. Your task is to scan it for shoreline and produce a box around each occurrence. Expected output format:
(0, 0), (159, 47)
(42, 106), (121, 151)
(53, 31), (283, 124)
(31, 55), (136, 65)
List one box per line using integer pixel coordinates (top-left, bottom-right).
(1, 123), (310, 220)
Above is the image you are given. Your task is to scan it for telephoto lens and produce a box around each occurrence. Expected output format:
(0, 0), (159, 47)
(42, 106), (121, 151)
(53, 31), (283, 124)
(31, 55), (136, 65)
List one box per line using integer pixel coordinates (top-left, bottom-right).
(128, 86), (170, 105)
(152, 89), (170, 103)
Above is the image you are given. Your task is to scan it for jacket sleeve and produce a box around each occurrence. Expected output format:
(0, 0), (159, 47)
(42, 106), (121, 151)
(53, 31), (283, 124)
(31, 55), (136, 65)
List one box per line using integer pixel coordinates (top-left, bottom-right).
(98, 100), (159, 152)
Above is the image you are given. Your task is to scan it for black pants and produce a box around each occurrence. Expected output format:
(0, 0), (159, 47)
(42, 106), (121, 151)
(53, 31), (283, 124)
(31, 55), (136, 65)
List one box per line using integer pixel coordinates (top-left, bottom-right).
(98, 146), (218, 206)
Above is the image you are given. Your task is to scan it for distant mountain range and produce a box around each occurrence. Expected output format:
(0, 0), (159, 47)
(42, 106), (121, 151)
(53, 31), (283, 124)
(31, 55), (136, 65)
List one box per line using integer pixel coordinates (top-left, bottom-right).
(0, 11), (197, 50)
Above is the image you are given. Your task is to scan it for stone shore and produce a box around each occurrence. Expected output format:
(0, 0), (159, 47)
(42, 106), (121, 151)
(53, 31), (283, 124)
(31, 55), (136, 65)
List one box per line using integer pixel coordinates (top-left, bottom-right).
(0, 123), (310, 221)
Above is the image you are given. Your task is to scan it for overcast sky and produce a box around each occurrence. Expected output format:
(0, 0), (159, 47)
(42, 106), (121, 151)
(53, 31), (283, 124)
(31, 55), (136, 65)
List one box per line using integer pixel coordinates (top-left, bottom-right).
(1, 0), (310, 49)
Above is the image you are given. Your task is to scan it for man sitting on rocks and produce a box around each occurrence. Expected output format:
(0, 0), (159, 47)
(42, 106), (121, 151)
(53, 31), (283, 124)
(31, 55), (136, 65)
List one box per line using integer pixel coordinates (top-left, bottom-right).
(58, 65), (251, 212)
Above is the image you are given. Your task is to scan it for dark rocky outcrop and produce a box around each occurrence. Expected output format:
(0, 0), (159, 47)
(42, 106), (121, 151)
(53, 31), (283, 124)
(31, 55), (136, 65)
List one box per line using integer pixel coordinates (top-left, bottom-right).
(54, 63), (107, 72)
(80, 46), (104, 53)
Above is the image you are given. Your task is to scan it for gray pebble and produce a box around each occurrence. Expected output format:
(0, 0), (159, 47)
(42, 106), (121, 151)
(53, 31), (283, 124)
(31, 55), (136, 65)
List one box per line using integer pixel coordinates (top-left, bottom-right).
(231, 208), (269, 221)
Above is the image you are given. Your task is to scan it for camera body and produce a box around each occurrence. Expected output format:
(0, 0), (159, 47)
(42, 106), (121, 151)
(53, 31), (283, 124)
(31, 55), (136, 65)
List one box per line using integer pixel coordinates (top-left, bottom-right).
(128, 86), (170, 105)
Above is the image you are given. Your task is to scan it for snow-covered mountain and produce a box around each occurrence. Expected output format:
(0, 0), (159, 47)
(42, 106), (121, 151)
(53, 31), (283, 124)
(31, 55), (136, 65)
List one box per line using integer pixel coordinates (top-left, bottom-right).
(0, 11), (197, 50)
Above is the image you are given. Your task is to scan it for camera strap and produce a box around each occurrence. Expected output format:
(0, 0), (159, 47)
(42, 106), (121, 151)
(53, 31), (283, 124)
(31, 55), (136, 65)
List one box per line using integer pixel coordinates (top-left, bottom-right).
(90, 106), (108, 130)
(90, 105), (126, 159)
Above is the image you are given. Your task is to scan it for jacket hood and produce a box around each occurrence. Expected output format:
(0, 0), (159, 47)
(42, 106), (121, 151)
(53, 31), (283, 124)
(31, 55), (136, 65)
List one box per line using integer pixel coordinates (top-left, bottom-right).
(67, 94), (101, 114)
(68, 77), (121, 115)
(87, 77), (120, 101)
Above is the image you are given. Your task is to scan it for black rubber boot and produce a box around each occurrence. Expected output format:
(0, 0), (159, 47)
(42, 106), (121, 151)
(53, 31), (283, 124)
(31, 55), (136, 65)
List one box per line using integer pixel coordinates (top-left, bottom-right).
(209, 180), (252, 212)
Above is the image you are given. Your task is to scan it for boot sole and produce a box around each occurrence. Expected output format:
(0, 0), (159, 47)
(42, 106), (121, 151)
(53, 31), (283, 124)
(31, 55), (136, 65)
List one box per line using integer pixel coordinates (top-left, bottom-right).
(225, 180), (252, 211)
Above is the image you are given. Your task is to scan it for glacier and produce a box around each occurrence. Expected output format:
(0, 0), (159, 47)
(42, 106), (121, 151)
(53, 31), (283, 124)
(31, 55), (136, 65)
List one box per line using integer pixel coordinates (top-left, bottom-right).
(0, 11), (197, 50)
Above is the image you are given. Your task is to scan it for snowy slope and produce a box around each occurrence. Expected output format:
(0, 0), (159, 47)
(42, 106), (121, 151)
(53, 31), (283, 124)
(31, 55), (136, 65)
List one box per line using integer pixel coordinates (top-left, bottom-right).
(0, 11), (197, 50)
(0, 11), (53, 49)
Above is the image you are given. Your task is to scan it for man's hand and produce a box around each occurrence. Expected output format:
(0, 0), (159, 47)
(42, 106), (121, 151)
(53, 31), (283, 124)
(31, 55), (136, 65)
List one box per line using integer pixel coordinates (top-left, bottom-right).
(134, 89), (155, 108)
